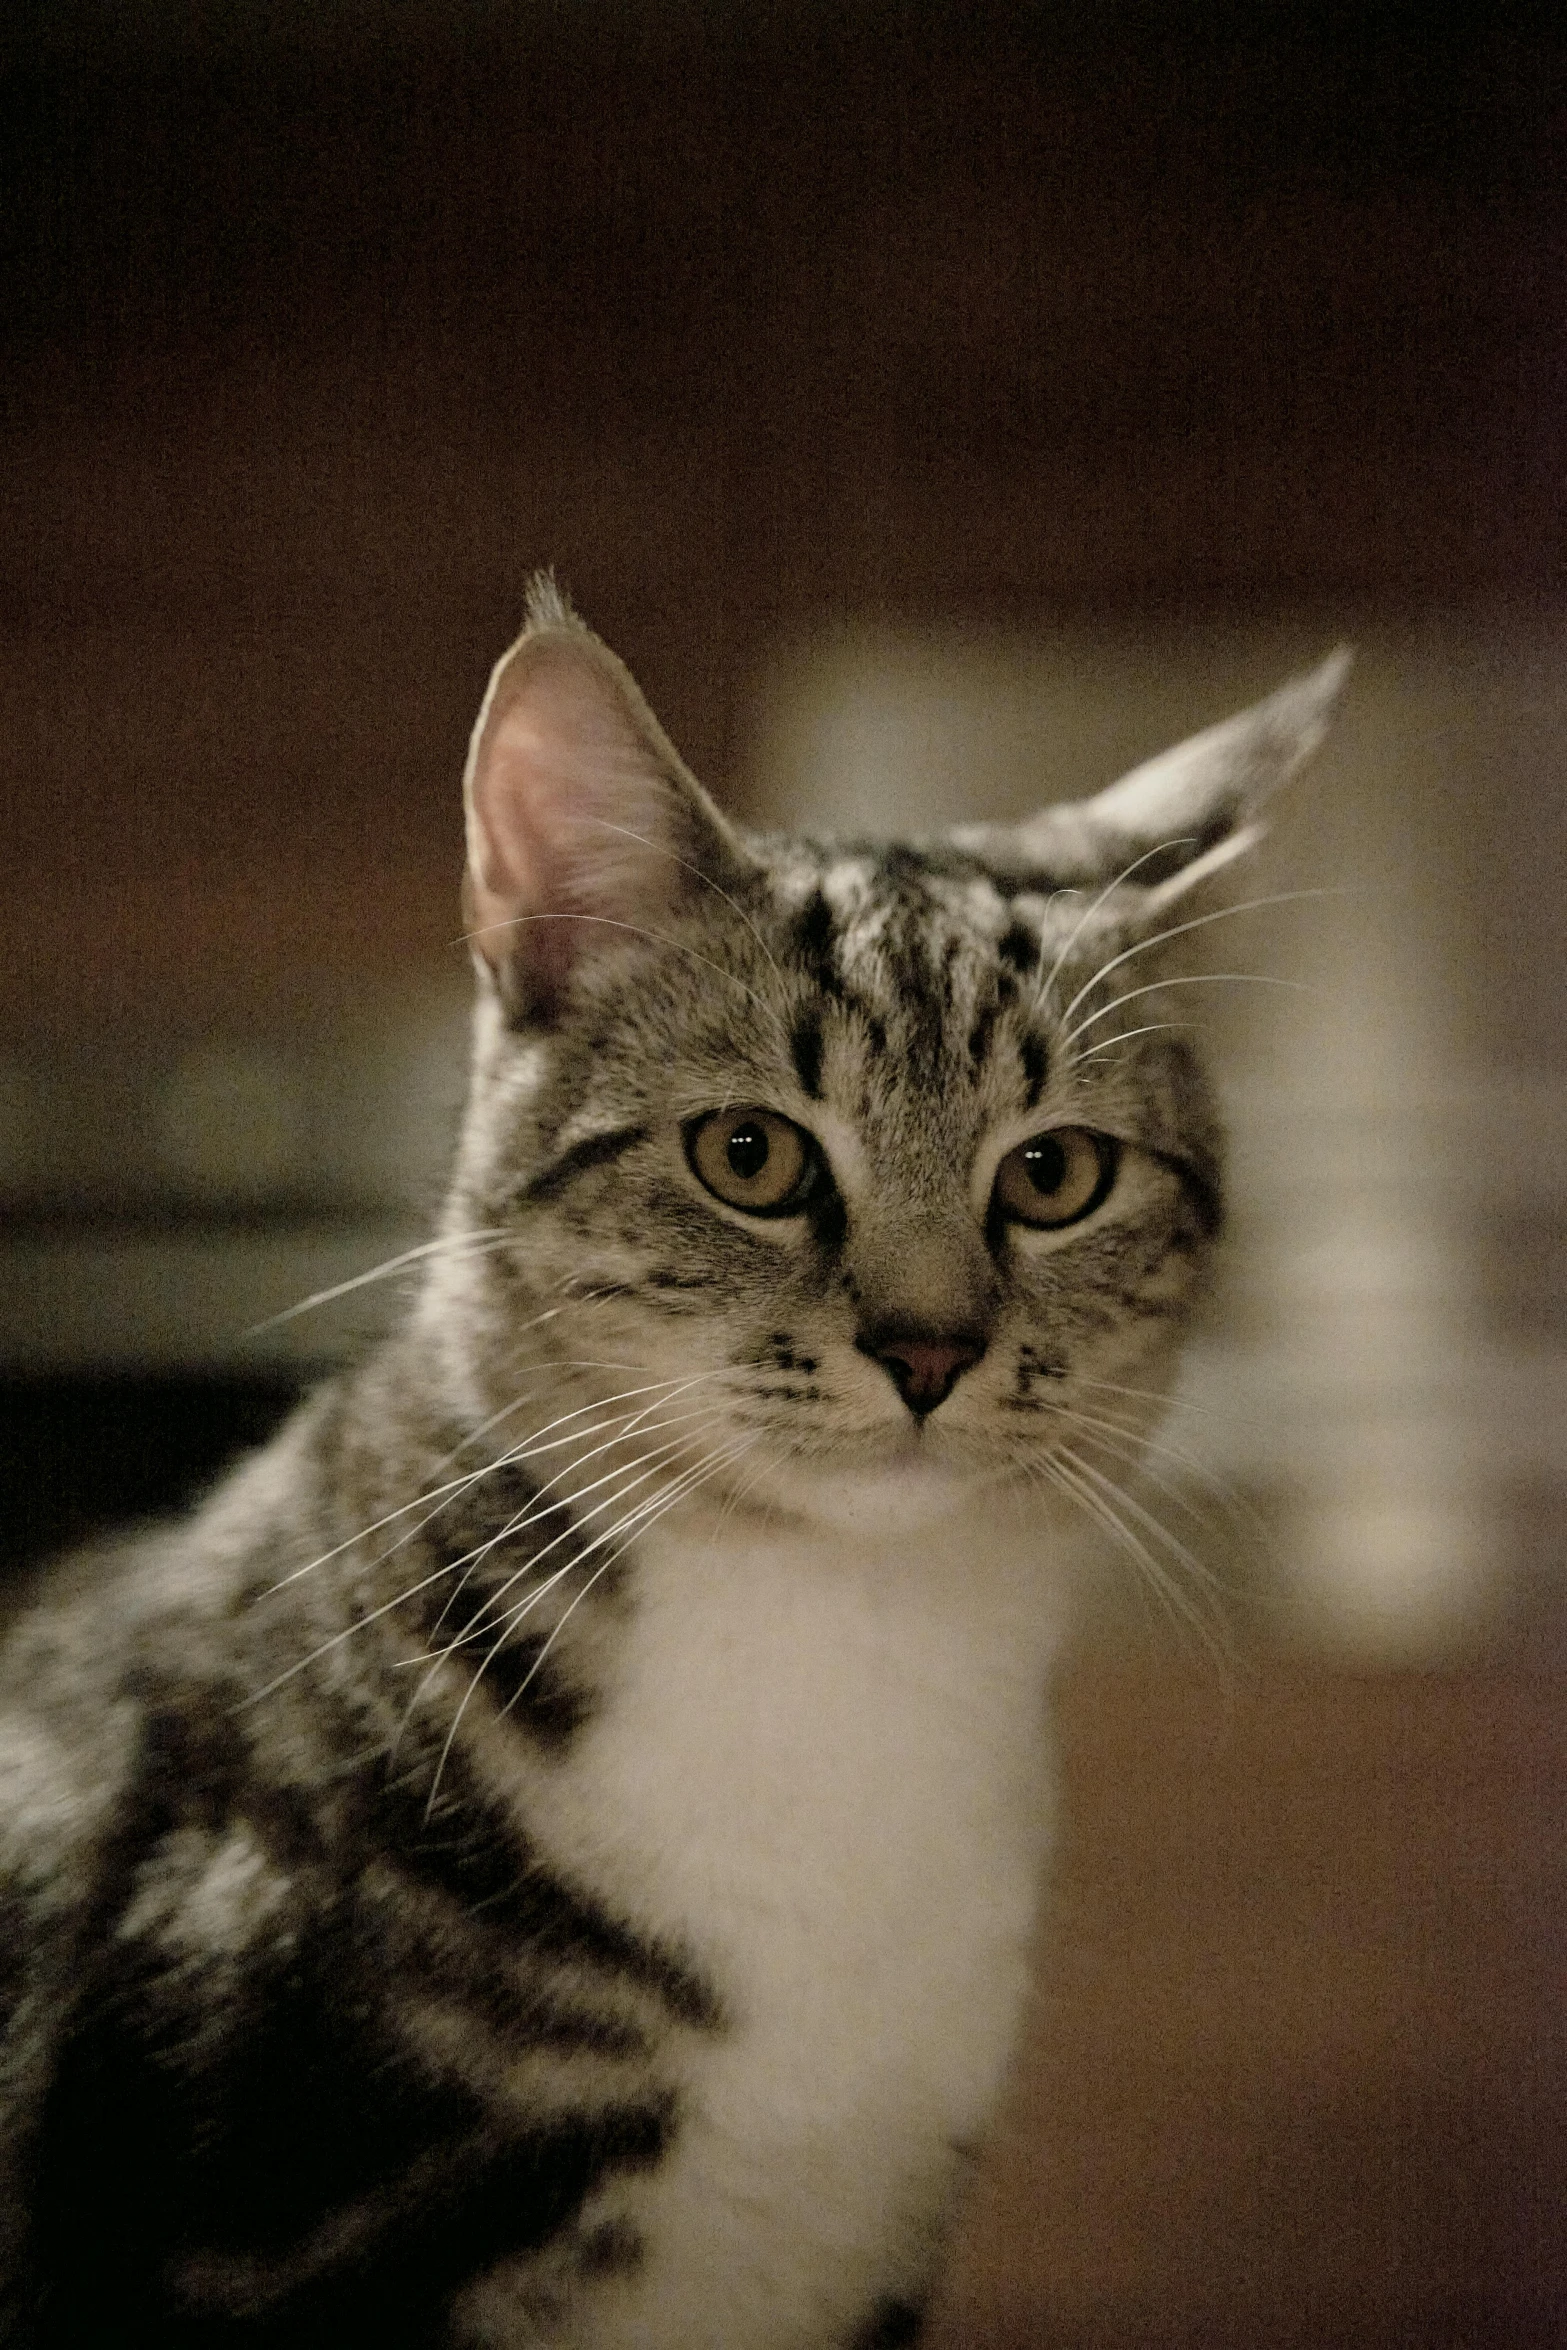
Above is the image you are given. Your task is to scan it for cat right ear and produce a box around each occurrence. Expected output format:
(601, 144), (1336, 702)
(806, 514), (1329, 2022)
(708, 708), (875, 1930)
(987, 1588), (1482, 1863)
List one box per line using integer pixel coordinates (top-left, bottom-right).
(1056, 647), (1352, 913)
(462, 584), (756, 1024)
(951, 648), (1350, 909)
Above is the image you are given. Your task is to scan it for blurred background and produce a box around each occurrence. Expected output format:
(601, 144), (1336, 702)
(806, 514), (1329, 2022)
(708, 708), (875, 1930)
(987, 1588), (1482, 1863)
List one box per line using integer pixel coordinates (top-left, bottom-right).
(1, 3), (1562, 2342)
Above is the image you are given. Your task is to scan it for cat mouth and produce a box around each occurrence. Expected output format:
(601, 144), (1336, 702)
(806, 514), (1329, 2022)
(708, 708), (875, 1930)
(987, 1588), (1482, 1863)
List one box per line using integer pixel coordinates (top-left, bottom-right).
(810, 1417), (990, 1481)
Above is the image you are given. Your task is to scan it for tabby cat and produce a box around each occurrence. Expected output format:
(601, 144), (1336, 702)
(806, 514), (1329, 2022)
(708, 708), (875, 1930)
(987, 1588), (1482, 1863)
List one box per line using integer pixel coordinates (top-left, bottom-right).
(0, 586), (1344, 2347)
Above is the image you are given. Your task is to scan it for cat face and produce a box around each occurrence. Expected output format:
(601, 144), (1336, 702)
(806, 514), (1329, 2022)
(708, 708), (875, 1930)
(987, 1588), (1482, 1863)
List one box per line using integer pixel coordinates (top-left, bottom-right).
(436, 584), (1344, 1537)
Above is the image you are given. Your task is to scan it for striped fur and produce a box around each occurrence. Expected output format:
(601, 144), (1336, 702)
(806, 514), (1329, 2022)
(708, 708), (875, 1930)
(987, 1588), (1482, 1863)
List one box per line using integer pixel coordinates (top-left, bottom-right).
(0, 598), (1344, 2345)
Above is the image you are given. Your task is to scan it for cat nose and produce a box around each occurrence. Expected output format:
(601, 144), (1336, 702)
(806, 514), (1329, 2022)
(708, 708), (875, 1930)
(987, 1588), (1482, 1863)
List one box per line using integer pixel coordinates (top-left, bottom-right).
(857, 1328), (986, 1417)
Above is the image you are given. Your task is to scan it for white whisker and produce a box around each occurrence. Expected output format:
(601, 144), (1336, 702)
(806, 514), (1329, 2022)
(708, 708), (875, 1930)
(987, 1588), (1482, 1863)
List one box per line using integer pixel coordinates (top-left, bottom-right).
(242, 1556), (467, 1707)
(1030, 838), (1199, 1020)
(1062, 1422), (1254, 1574)
(258, 1373), (700, 1599)
(707, 1440), (785, 1537)
(425, 1422), (711, 1644)
(1072, 1372), (1276, 1438)
(1044, 1400), (1258, 1540)
(1054, 887), (1342, 1040)
(243, 1230), (514, 1336)
(385, 1416), (736, 1762)
(581, 818), (788, 991)
(428, 1416), (730, 1653)
(259, 1373), (731, 1653)
(1070, 1019), (1191, 1062)
(425, 1432), (757, 1809)
(1061, 970), (1311, 1054)
(494, 1433), (761, 1713)
(1049, 1442), (1233, 1665)
(412, 1378), (739, 1641)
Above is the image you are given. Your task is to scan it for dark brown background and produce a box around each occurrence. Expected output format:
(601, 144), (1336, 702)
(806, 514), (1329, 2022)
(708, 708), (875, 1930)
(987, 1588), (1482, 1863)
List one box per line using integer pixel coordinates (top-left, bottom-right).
(4, 0), (1563, 1039)
(2, 5), (1563, 2343)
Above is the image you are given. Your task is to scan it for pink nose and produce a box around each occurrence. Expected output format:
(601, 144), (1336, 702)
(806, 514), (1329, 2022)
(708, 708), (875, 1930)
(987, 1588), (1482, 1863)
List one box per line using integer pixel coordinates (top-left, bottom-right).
(864, 1334), (985, 1416)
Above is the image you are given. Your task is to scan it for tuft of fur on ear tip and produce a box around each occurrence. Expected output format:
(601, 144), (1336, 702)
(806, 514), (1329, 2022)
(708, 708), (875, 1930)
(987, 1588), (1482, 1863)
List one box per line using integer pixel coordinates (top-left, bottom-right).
(521, 570), (582, 636)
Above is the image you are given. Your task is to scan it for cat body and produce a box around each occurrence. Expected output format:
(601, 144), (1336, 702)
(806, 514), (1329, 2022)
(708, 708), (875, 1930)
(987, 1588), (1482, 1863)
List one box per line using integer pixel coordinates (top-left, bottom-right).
(0, 591), (1344, 2346)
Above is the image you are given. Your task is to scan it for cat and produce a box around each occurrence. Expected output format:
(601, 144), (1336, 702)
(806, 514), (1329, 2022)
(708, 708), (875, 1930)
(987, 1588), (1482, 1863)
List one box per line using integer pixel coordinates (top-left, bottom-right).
(0, 581), (1345, 2348)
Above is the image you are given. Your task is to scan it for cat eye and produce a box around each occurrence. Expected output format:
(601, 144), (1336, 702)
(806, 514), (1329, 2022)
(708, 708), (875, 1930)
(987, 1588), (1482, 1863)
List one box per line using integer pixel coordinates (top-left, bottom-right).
(992, 1126), (1117, 1229)
(685, 1107), (820, 1217)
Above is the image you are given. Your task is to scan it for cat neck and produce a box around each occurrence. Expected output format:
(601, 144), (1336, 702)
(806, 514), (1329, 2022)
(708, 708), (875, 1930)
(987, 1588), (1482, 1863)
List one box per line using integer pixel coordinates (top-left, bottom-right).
(634, 1466), (1077, 1688)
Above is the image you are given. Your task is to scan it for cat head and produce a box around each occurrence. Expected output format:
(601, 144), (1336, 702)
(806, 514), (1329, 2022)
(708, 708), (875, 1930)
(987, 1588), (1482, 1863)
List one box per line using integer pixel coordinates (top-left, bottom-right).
(441, 580), (1345, 1536)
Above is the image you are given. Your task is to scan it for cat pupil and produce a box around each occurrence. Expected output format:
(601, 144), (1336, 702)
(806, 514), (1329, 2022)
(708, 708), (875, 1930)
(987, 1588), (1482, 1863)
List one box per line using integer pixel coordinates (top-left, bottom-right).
(1024, 1138), (1066, 1193)
(728, 1124), (770, 1181)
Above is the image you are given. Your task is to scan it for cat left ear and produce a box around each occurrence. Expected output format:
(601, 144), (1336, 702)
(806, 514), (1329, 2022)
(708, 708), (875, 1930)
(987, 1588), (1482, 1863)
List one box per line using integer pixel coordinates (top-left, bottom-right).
(958, 649), (1350, 913)
(462, 583), (757, 1023)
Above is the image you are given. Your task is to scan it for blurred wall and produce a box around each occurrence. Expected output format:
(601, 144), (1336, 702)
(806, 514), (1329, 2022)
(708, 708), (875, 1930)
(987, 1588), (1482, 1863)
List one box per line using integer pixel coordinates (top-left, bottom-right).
(3, 0), (1562, 1624)
(2, 3), (1561, 1017)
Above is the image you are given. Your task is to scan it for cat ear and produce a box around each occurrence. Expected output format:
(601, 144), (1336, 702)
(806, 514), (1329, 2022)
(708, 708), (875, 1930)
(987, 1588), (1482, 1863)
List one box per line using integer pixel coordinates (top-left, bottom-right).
(462, 581), (756, 1022)
(958, 649), (1350, 913)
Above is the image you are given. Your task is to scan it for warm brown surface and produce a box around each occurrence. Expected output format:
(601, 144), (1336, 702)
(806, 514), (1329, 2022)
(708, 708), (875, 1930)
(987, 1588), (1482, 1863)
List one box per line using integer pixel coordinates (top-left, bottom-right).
(929, 1650), (1567, 2349)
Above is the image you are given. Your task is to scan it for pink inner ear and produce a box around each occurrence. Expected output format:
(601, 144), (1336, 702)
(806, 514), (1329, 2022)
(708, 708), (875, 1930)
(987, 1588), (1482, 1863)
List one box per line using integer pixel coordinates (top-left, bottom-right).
(465, 647), (677, 1009)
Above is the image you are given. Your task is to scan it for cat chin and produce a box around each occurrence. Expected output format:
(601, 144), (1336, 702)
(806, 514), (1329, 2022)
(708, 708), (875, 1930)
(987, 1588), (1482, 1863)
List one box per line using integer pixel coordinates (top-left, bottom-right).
(798, 1475), (978, 1537)
(758, 1434), (1008, 1537)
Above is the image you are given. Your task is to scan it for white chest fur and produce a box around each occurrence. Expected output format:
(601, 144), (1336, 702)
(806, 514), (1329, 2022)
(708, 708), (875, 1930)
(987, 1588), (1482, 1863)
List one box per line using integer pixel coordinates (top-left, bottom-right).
(520, 1496), (1068, 2349)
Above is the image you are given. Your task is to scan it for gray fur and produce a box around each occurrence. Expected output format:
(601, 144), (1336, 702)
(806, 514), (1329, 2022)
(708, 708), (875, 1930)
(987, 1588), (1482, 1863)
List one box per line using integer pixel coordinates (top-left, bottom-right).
(0, 599), (1343, 2346)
